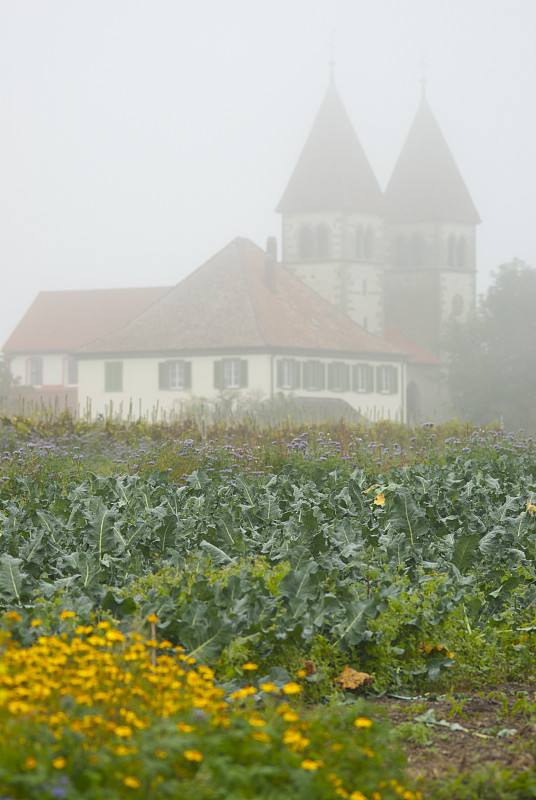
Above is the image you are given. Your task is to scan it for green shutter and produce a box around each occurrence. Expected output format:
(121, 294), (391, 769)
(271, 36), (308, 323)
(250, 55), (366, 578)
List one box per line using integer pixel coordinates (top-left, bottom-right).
(240, 359), (248, 388)
(158, 362), (169, 390)
(214, 360), (223, 389)
(184, 362), (192, 389)
(366, 365), (374, 393)
(327, 363), (335, 390)
(292, 360), (301, 389)
(342, 363), (350, 391)
(390, 366), (398, 394)
(376, 366), (382, 393)
(318, 362), (325, 391)
(277, 360), (284, 389)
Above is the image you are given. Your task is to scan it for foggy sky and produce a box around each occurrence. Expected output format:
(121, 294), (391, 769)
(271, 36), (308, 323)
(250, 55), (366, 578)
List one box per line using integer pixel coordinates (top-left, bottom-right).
(1, 0), (535, 349)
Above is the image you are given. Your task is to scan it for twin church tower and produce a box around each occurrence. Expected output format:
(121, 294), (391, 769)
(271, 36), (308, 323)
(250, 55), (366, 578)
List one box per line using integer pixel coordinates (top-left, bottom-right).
(276, 76), (480, 359)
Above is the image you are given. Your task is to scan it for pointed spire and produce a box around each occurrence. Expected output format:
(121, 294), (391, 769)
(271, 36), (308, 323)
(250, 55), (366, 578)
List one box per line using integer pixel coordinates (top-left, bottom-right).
(384, 97), (480, 224)
(276, 82), (383, 214)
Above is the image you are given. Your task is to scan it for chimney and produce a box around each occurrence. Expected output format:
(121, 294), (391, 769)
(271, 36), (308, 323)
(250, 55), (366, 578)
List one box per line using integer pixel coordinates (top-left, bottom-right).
(264, 236), (277, 293)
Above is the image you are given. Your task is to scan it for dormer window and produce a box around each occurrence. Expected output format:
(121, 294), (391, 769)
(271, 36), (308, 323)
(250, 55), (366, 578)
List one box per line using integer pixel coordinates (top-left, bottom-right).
(363, 226), (375, 260)
(316, 224), (331, 258)
(299, 225), (314, 258)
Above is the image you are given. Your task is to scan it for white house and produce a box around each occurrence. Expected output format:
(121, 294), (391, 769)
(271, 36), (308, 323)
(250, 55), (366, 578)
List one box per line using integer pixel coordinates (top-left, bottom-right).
(76, 237), (410, 421)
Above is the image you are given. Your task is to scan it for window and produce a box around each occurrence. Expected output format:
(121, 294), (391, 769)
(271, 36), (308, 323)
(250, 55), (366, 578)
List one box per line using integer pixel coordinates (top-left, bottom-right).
(64, 357), (78, 386)
(394, 235), (409, 268)
(303, 360), (325, 391)
(410, 233), (424, 266)
(159, 360), (192, 390)
(328, 362), (349, 392)
(299, 225), (314, 258)
(457, 236), (467, 268)
(447, 234), (457, 267)
(214, 358), (248, 390)
(376, 365), (398, 395)
(352, 363), (373, 394)
(104, 361), (123, 392)
(355, 225), (363, 258)
(363, 226), (375, 260)
(277, 359), (300, 390)
(28, 358), (42, 387)
(316, 224), (331, 258)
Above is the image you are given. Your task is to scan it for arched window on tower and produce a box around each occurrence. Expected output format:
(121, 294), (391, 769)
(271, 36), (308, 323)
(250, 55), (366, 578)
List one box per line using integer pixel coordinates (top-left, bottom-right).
(299, 225), (314, 259)
(393, 235), (409, 268)
(447, 234), (457, 267)
(316, 223), (331, 258)
(457, 236), (468, 269)
(363, 226), (375, 260)
(355, 225), (363, 259)
(410, 233), (425, 266)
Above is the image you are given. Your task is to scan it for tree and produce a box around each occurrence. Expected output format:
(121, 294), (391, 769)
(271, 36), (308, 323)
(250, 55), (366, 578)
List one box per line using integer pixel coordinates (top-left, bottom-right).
(445, 259), (536, 432)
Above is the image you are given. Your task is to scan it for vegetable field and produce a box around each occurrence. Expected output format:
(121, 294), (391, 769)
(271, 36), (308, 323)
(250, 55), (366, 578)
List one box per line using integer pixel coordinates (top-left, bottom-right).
(0, 415), (536, 799)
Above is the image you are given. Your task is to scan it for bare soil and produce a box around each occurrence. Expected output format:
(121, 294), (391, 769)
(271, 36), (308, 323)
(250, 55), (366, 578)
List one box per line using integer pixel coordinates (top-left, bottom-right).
(375, 683), (536, 783)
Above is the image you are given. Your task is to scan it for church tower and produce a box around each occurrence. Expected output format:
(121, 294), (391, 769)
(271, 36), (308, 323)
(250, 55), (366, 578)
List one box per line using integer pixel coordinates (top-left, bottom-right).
(276, 76), (385, 337)
(384, 95), (481, 356)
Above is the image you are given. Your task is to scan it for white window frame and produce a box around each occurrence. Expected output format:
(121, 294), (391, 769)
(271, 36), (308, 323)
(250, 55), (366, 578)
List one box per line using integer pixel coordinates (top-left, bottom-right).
(281, 359), (293, 390)
(28, 358), (42, 387)
(169, 360), (185, 390)
(379, 365), (391, 394)
(64, 356), (78, 386)
(356, 364), (367, 393)
(223, 358), (241, 389)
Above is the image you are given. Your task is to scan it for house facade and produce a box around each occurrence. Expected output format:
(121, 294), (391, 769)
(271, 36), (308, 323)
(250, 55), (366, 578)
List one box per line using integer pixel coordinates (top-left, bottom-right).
(76, 237), (408, 421)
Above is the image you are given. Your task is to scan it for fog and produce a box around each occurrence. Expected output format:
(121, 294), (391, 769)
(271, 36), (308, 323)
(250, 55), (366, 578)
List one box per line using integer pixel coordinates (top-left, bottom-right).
(1, 0), (535, 348)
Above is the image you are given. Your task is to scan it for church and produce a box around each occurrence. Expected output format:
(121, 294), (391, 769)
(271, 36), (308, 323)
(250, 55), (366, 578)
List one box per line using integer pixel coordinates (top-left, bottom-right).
(3, 76), (479, 424)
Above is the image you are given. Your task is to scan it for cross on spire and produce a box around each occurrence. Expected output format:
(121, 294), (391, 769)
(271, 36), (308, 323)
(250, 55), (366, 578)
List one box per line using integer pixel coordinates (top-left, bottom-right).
(420, 50), (427, 100)
(328, 31), (336, 84)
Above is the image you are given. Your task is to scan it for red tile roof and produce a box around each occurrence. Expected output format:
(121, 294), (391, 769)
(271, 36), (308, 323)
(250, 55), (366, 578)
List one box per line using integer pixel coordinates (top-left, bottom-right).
(3, 287), (170, 353)
(276, 81), (383, 214)
(384, 98), (480, 224)
(79, 238), (406, 358)
(384, 324), (441, 365)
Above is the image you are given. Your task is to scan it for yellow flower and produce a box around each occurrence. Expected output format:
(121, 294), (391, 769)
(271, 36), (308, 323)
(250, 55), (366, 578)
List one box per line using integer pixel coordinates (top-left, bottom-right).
(147, 614), (159, 623)
(350, 792), (368, 800)
(114, 725), (133, 738)
(301, 759), (324, 770)
(248, 716), (266, 727)
(177, 722), (195, 733)
(526, 501), (536, 515)
(259, 682), (279, 692)
(296, 668), (307, 678)
(123, 776), (141, 788)
(59, 610), (76, 620)
(183, 749), (203, 762)
(354, 717), (373, 728)
(373, 493), (385, 506)
(282, 710), (299, 722)
(4, 611), (22, 622)
(25, 756), (37, 769)
(155, 749), (167, 759)
(241, 661), (258, 670)
(251, 730), (271, 742)
(282, 682), (302, 695)
(52, 756), (66, 769)
(30, 619), (42, 628)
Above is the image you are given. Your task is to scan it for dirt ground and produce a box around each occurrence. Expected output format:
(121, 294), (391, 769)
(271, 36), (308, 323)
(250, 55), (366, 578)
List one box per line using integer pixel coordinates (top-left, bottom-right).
(374, 683), (536, 783)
